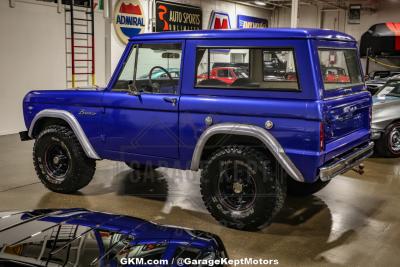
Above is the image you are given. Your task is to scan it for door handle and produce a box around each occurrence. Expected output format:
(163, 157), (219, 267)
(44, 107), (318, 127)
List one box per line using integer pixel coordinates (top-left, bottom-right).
(163, 97), (177, 106)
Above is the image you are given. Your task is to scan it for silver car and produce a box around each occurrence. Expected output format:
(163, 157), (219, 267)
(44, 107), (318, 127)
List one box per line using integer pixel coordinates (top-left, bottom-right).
(372, 76), (400, 157)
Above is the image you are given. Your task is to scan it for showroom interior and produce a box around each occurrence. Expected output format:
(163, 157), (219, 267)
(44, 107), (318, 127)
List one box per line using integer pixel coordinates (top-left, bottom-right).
(0, 0), (400, 266)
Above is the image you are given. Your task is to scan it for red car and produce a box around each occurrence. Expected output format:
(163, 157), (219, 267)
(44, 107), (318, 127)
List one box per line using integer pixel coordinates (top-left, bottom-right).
(197, 67), (249, 85)
(323, 67), (350, 83)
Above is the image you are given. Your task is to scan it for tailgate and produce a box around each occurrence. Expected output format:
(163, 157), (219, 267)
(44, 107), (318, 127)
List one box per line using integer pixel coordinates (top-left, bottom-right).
(323, 92), (371, 161)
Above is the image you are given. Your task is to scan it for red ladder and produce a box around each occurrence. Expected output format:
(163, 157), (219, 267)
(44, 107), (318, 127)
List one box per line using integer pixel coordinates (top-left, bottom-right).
(65, 0), (95, 88)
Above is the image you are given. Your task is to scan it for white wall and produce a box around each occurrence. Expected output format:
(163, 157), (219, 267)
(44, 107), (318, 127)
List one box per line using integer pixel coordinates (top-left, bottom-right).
(0, 1), (106, 135)
(0, 1), (66, 135)
(110, 0), (272, 74)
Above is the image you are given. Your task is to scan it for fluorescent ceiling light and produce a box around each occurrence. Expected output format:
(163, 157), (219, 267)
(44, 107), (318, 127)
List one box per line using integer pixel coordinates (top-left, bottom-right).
(254, 1), (266, 6)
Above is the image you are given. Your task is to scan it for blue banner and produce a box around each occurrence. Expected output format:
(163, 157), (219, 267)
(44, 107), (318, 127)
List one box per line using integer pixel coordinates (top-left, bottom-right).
(237, 15), (268, 29)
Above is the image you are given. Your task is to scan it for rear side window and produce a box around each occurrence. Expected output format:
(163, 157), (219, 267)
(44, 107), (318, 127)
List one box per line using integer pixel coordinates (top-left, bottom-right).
(195, 47), (299, 91)
(318, 48), (363, 90)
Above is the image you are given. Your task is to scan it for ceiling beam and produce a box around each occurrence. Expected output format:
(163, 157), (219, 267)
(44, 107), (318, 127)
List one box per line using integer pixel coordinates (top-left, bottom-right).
(223, 0), (275, 10)
(290, 0), (299, 27)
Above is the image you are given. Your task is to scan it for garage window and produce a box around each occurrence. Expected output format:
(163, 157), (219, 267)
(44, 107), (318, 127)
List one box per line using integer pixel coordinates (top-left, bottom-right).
(195, 47), (299, 91)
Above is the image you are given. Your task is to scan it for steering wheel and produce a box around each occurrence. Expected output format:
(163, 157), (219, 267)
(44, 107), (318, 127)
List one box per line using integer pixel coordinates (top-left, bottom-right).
(148, 66), (174, 93)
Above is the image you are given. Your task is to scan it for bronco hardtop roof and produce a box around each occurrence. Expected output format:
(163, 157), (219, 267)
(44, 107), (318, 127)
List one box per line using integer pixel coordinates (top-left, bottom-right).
(130, 28), (355, 42)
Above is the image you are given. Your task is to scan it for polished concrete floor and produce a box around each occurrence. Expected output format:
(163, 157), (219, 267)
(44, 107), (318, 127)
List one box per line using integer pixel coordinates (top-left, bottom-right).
(0, 133), (399, 266)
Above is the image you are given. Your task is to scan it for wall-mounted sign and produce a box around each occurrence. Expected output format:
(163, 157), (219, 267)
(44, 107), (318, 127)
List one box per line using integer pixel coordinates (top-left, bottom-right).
(348, 4), (361, 24)
(155, 1), (202, 32)
(208, 11), (231, 30)
(93, 0), (104, 10)
(237, 15), (268, 29)
(113, 0), (145, 44)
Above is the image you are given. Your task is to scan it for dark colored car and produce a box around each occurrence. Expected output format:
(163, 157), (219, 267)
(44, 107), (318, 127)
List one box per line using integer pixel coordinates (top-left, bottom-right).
(0, 209), (227, 267)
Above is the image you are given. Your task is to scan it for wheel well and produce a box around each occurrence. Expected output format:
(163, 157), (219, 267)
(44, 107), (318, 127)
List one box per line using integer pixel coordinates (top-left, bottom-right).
(31, 117), (70, 138)
(200, 134), (274, 163)
(388, 119), (400, 129)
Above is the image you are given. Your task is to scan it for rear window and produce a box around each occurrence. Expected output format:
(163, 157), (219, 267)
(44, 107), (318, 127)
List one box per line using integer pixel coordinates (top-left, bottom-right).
(318, 48), (363, 90)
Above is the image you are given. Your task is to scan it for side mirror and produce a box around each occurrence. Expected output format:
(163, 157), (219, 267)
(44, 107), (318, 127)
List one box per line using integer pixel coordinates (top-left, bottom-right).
(128, 82), (140, 96)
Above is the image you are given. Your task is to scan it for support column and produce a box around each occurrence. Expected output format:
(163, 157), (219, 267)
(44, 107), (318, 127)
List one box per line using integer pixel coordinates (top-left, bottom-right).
(290, 0), (299, 28)
(317, 3), (322, 28)
(105, 0), (112, 81)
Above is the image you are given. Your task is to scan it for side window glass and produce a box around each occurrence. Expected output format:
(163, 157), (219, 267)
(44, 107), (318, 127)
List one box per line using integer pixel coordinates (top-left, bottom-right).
(195, 47), (299, 91)
(113, 45), (137, 91)
(113, 43), (182, 94)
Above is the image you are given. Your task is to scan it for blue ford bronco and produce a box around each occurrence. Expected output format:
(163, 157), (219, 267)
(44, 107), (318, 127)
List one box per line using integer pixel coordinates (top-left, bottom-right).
(20, 28), (373, 230)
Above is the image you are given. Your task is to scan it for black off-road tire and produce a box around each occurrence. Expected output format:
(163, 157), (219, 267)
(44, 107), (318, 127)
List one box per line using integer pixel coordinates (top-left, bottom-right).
(33, 125), (96, 193)
(287, 178), (330, 196)
(200, 145), (286, 231)
(375, 122), (400, 158)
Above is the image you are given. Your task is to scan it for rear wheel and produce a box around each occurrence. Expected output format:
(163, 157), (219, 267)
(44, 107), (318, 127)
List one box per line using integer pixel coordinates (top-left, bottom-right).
(200, 145), (286, 231)
(287, 178), (330, 196)
(375, 122), (400, 157)
(33, 125), (96, 193)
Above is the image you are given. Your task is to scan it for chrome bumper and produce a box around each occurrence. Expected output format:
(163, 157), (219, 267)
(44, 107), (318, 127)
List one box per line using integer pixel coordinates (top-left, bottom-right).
(319, 141), (374, 182)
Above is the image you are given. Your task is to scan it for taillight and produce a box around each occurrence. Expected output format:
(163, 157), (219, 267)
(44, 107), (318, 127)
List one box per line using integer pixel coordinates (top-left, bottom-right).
(320, 122), (325, 151)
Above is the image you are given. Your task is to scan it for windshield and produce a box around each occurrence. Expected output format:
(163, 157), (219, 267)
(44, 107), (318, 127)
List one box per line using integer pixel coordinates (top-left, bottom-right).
(318, 48), (363, 90)
(377, 80), (400, 98)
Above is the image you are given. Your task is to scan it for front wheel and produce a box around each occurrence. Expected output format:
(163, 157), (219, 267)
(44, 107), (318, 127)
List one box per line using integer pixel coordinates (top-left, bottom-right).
(375, 122), (400, 157)
(33, 125), (96, 193)
(200, 145), (286, 231)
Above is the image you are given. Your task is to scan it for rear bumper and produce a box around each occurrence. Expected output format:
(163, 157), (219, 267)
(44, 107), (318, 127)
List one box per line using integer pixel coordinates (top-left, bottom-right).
(319, 141), (374, 181)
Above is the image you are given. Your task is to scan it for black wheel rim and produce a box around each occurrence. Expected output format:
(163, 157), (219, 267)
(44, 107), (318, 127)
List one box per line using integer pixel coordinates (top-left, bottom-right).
(44, 143), (70, 182)
(217, 160), (257, 211)
(389, 127), (400, 152)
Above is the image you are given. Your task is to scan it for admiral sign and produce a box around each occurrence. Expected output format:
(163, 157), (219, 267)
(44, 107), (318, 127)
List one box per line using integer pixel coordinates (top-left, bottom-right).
(114, 0), (145, 44)
(208, 11), (231, 30)
(156, 1), (202, 32)
(237, 15), (268, 29)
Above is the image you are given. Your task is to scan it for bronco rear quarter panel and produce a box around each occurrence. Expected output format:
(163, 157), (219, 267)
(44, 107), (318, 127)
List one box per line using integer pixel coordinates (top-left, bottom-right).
(180, 39), (324, 182)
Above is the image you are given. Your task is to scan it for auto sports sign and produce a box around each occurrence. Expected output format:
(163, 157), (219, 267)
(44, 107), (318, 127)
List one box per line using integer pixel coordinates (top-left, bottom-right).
(208, 11), (231, 29)
(237, 15), (268, 29)
(113, 0), (145, 44)
(155, 0), (202, 32)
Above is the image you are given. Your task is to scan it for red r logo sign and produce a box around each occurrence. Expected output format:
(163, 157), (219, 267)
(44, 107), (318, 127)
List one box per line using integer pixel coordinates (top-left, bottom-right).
(158, 4), (169, 31)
